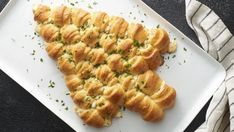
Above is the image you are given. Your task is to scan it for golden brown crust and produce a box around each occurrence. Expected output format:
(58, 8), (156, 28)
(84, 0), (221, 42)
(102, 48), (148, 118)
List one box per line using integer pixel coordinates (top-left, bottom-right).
(87, 48), (107, 65)
(45, 42), (64, 60)
(72, 8), (91, 27)
(84, 78), (103, 96)
(95, 65), (118, 86)
(142, 48), (163, 70)
(103, 84), (124, 104)
(151, 84), (176, 109)
(90, 12), (109, 32)
(60, 24), (80, 43)
(95, 97), (119, 118)
(64, 74), (83, 91)
(108, 16), (128, 37)
(107, 54), (124, 72)
(129, 56), (149, 74)
(124, 89), (164, 122)
(78, 109), (105, 127)
(72, 42), (91, 62)
(127, 23), (148, 44)
(81, 27), (99, 47)
(33, 5), (176, 128)
(38, 24), (59, 42)
(52, 5), (71, 26)
(57, 53), (76, 75)
(99, 34), (117, 53)
(149, 28), (170, 53)
(33, 4), (51, 23)
(76, 61), (93, 79)
(117, 39), (133, 55)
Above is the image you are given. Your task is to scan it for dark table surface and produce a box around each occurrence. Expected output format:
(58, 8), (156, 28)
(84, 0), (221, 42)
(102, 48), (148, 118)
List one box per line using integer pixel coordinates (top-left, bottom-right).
(0, 0), (233, 131)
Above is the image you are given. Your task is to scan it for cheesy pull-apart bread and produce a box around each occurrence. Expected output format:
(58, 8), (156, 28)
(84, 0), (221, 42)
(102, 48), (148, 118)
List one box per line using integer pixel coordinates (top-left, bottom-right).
(33, 4), (176, 127)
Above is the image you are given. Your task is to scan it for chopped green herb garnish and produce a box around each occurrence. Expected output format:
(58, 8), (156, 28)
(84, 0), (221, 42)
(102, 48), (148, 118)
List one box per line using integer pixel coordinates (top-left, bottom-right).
(62, 103), (65, 106)
(144, 13), (147, 16)
(70, 3), (75, 6)
(156, 24), (160, 28)
(55, 99), (59, 102)
(135, 84), (140, 91)
(115, 72), (121, 77)
(94, 64), (101, 68)
(31, 50), (36, 55)
(172, 55), (176, 58)
(65, 107), (68, 111)
(84, 96), (90, 102)
(174, 38), (176, 40)
(184, 60), (186, 63)
(183, 47), (187, 52)
(108, 50), (117, 55)
(118, 49), (125, 54)
(66, 93), (70, 95)
(133, 40), (140, 47)
(141, 81), (144, 84)
(88, 4), (93, 9)
(125, 63), (131, 68)
(93, 1), (98, 5)
(123, 106), (126, 111)
(98, 103), (105, 107)
(95, 42), (101, 48)
(40, 58), (43, 62)
(68, 56), (74, 63)
(141, 20), (144, 23)
(48, 80), (55, 88)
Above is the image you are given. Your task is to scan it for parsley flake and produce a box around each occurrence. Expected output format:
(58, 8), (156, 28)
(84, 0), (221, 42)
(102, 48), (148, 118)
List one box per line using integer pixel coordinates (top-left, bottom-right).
(31, 50), (36, 55)
(48, 80), (55, 88)
(88, 4), (93, 9)
(40, 58), (43, 62)
(133, 40), (140, 47)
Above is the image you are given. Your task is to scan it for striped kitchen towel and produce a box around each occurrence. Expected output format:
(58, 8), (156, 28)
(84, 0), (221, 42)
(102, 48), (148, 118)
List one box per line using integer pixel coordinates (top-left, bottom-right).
(185, 0), (234, 131)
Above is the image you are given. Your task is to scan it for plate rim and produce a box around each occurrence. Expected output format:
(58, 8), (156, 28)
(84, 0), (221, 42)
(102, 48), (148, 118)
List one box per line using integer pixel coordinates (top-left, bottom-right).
(0, 0), (227, 131)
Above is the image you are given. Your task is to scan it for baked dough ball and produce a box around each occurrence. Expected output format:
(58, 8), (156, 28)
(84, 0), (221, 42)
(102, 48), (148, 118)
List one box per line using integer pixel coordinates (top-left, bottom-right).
(60, 24), (80, 43)
(72, 8), (91, 27)
(33, 4), (51, 23)
(127, 23), (148, 44)
(38, 24), (60, 42)
(52, 5), (71, 26)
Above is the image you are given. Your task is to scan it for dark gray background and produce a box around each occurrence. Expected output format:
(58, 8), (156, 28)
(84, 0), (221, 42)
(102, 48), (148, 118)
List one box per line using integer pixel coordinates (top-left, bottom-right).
(0, 0), (233, 131)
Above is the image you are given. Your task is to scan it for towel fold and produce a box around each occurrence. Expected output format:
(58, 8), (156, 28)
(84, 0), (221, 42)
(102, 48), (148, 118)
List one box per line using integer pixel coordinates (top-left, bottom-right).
(185, 0), (234, 131)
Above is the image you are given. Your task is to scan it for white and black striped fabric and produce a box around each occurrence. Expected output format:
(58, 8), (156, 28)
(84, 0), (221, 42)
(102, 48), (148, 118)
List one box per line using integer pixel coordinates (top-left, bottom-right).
(185, 0), (234, 131)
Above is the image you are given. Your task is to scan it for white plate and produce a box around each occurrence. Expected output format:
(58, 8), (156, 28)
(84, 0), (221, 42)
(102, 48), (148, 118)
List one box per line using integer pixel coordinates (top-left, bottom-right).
(0, 0), (226, 132)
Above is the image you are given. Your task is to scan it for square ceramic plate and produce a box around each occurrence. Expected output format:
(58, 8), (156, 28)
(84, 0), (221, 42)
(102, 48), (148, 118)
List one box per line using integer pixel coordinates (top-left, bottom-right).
(0, 0), (226, 132)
